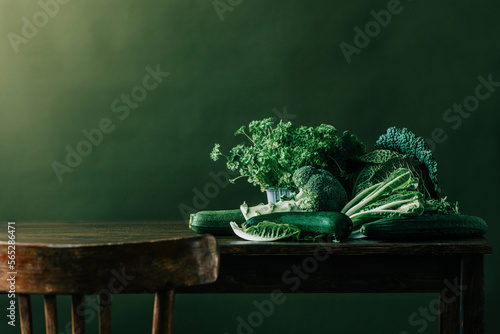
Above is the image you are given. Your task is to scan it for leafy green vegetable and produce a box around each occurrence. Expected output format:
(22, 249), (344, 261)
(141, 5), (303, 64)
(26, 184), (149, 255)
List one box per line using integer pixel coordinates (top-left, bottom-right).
(230, 221), (300, 241)
(241, 166), (348, 219)
(374, 127), (440, 196)
(341, 168), (425, 228)
(210, 118), (365, 191)
(424, 197), (460, 215)
(352, 149), (438, 199)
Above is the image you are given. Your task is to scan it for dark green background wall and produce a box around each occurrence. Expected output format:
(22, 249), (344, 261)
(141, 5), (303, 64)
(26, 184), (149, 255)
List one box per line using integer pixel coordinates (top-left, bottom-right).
(1, 0), (499, 333)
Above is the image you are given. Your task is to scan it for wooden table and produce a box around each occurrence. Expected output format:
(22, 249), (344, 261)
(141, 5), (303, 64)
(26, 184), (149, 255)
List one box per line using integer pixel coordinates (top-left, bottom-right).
(0, 221), (492, 333)
(0, 221), (219, 334)
(176, 222), (493, 334)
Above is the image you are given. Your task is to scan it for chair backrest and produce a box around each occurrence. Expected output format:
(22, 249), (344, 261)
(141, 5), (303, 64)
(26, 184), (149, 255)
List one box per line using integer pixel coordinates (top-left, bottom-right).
(17, 289), (175, 334)
(0, 221), (219, 334)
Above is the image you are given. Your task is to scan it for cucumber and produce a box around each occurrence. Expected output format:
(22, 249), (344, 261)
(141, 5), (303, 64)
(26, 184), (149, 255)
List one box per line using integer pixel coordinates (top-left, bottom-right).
(189, 209), (246, 235)
(245, 211), (353, 242)
(360, 214), (488, 240)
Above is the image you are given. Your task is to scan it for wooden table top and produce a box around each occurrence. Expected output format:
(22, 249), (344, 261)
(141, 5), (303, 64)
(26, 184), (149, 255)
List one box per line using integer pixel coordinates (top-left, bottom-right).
(0, 221), (222, 294)
(1, 221), (492, 256)
(0, 221), (199, 246)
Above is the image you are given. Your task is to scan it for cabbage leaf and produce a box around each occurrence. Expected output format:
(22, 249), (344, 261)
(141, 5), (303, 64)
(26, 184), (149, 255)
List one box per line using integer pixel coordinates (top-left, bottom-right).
(341, 168), (425, 228)
(230, 221), (300, 242)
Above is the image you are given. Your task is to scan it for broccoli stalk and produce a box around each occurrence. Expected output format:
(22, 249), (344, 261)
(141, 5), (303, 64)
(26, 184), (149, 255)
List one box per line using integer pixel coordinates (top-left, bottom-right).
(241, 166), (348, 220)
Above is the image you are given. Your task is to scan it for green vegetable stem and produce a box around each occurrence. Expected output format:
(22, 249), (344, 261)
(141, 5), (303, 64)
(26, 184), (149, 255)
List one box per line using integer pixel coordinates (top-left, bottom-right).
(341, 168), (425, 228)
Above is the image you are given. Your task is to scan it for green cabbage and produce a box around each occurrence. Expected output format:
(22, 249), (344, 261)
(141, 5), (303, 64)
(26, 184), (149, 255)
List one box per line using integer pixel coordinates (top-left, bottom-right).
(341, 168), (425, 228)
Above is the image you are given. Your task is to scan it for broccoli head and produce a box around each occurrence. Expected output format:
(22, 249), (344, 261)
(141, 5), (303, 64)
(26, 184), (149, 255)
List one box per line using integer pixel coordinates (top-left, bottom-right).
(292, 165), (320, 189)
(293, 166), (348, 212)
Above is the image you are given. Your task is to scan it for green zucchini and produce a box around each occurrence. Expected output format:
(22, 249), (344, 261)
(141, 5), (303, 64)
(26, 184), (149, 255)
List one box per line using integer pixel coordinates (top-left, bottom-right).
(245, 211), (353, 242)
(360, 214), (488, 240)
(189, 209), (245, 235)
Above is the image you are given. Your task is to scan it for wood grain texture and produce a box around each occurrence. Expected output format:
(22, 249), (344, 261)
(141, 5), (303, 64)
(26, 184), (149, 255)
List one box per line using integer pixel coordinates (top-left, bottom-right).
(0, 222), (219, 294)
(215, 235), (493, 256)
(99, 294), (112, 334)
(152, 289), (175, 334)
(0, 221), (198, 245)
(44, 295), (58, 334)
(71, 294), (85, 334)
(439, 283), (461, 333)
(18, 294), (33, 334)
(180, 254), (461, 294)
(461, 254), (485, 334)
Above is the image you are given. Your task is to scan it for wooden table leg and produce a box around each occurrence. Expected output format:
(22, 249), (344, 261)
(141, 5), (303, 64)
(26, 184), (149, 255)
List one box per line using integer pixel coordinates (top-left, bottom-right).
(439, 284), (460, 333)
(72, 294), (86, 334)
(44, 295), (59, 334)
(18, 294), (33, 334)
(461, 254), (485, 334)
(152, 289), (175, 334)
(99, 293), (112, 334)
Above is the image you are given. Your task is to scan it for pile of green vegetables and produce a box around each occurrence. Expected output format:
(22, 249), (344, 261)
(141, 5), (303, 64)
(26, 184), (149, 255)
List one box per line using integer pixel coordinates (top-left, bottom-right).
(190, 119), (487, 242)
(210, 118), (365, 191)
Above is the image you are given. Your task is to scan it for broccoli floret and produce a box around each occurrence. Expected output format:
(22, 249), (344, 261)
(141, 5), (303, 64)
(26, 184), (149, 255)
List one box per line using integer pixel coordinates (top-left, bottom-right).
(317, 169), (336, 183)
(293, 166), (348, 212)
(292, 166), (320, 189)
(375, 127), (439, 195)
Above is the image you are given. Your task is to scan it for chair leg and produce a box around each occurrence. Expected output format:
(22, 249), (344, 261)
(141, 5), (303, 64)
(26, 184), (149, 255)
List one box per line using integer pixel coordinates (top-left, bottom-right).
(98, 293), (112, 334)
(18, 294), (33, 334)
(152, 289), (175, 334)
(72, 294), (86, 334)
(44, 295), (59, 334)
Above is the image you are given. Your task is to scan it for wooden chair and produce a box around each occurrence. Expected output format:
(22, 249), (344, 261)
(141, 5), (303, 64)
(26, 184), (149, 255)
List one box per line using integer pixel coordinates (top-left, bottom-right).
(0, 221), (219, 334)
